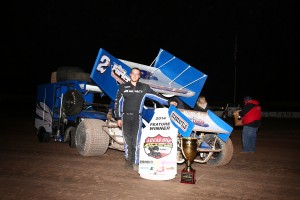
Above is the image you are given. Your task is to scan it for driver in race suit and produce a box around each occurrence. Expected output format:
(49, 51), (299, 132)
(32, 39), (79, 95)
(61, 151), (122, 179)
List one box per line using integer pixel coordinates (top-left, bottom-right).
(114, 67), (168, 171)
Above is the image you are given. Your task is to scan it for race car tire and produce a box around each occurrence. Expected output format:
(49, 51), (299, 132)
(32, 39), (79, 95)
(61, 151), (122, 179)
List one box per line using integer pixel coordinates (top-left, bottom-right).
(56, 66), (91, 82)
(204, 134), (234, 167)
(62, 90), (84, 116)
(37, 127), (50, 143)
(69, 127), (77, 148)
(75, 119), (109, 156)
(57, 66), (84, 73)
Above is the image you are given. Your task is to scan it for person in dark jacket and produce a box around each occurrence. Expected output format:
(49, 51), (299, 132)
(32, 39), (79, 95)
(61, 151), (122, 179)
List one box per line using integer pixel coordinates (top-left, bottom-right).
(168, 96), (185, 109)
(114, 67), (168, 171)
(238, 96), (262, 153)
(194, 95), (209, 112)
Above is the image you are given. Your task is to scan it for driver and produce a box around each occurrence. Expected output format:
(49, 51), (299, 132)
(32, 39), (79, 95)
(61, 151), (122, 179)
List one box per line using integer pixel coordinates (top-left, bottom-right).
(114, 67), (168, 171)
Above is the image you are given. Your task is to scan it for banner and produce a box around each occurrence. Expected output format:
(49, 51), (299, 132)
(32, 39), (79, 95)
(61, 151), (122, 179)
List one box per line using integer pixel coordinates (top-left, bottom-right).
(139, 108), (178, 180)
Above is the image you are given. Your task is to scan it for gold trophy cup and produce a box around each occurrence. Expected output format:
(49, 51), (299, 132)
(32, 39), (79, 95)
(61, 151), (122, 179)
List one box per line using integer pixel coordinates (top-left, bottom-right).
(180, 137), (198, 184)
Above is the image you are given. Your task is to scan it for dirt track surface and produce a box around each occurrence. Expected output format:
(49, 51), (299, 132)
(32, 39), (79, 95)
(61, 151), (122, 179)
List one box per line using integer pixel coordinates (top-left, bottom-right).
(1, 116), (300, 200)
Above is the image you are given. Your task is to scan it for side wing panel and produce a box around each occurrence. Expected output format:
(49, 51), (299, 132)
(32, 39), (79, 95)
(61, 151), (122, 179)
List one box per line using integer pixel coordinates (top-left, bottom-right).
(90, 48), (131, 101)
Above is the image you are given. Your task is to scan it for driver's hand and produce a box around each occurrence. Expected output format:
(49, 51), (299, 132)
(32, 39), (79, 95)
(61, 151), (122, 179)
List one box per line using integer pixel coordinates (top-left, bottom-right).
(169, 101), (178, 107)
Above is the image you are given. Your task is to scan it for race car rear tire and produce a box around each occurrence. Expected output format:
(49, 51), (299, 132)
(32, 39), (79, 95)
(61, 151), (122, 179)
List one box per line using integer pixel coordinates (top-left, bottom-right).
(69, 127), (77, 148)
(75, 119), (109, 156)
(62, 90), (84, 116)
(56, 66), (91, 82)
(57, 66), (84, 73)
(204, 134), (234, 167)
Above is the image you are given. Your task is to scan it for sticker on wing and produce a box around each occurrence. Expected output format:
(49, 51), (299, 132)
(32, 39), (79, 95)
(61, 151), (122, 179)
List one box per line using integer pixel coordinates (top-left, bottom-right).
(179, 109), (233, 142)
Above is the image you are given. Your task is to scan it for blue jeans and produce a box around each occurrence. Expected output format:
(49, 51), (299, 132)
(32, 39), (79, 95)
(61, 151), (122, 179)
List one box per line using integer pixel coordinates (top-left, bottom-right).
(242, 126), (258, 152)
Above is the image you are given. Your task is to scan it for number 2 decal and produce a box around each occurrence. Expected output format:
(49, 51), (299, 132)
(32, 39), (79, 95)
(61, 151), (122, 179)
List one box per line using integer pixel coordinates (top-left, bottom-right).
(96, 55), (111, 74)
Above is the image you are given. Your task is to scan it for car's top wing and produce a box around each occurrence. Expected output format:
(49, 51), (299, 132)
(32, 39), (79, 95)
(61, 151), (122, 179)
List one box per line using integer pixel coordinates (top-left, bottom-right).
(119, 59), (195, 98)
(90, 48), (207, 108)
(153, 49), (207, 108)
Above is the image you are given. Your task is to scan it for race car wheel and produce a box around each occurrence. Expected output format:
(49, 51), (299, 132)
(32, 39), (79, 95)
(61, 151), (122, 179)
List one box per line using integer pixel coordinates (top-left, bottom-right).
(69, 127), (77, 148)
(75, 119), (109, 156)
(62, 90), (84, 116)
(57, 66), (84, 73)
(56, 66), (91, 82)
(204, 134), (234, 167)
(37, 127), (50, 143)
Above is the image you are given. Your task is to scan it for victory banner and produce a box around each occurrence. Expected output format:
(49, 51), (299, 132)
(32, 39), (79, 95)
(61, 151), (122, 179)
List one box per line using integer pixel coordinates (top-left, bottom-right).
(139, 108), (178, 180)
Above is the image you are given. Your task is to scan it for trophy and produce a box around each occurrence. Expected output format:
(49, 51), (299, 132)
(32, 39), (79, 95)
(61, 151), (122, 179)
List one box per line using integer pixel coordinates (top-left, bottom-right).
(180, 137), (198, 184)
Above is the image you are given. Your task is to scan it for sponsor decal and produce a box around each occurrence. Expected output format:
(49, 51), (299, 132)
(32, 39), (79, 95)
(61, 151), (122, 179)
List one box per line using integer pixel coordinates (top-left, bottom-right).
(111, 63), (130, 83)
(170, 111), (188, 131)
(96, 55), (111, 74)
(191, 117), (209, 127)
(143, 134), (173, 159)
(96, 54), (130, 84)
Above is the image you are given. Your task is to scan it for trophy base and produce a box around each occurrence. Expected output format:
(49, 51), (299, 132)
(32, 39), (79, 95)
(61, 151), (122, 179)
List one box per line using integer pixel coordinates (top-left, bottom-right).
(180, 168), (196, 184)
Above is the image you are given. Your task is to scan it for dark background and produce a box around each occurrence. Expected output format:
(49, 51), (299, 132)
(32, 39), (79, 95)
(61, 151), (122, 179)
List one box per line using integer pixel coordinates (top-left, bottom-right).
(7, 1), (298, 111)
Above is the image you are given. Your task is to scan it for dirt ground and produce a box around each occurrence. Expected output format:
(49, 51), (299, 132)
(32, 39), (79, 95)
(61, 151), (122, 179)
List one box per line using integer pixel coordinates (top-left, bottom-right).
(1, 114), (300, 200)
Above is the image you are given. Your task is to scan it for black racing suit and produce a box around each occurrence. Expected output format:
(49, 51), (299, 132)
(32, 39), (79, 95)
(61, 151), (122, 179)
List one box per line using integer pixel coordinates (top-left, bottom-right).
(114, 81), (168, 165)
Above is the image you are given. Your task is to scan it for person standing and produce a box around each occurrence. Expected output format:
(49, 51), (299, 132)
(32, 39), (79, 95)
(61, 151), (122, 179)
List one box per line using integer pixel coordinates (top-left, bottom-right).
(238, 96), (262, 153)
(114, 67), (168, 171)
(194, 95), (209, 112)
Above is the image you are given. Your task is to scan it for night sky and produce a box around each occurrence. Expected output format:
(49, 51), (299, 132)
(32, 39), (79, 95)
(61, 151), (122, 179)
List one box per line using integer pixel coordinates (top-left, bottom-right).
(9, 1), (298, 110)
